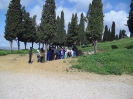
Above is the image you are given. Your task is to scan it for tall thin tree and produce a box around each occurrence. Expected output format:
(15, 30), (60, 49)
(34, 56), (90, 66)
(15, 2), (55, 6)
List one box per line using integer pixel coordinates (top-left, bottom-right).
(86, 0), (104, 53)
(127, 0), (133, 37)
(40, 0), (56, 60)
(4, 0), (22, 51)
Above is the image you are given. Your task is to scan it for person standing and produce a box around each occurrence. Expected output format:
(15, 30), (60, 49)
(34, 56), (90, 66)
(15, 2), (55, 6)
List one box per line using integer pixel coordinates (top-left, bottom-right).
(72, 42), (77, 57)
(28, 47), (32, 64)
(40, 48), (45, 63)
(36, 48), (40, 62)
(49, 43), (55, 60)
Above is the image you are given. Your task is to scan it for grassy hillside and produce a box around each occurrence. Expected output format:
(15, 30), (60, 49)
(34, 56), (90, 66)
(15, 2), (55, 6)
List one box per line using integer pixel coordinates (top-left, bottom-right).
(72, 38), (133, 75)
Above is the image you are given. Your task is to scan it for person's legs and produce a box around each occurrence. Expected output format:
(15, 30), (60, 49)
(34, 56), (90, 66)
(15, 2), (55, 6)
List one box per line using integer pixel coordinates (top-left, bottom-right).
(37, 56), (40, 62)
(28, 55), (32, 63)
(73, 51), (76, 57)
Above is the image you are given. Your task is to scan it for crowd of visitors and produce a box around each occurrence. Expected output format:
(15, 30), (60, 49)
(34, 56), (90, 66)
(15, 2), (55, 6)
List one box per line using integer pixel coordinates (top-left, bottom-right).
(28, 42), (78, 63)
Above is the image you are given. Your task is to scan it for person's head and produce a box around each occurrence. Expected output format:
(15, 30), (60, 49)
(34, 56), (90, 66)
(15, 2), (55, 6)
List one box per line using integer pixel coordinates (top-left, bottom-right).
(30, 47), (32, 49)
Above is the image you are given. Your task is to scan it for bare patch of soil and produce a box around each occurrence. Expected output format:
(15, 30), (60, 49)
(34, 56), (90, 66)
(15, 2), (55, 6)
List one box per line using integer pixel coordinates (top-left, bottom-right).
(0, 54), (77, 74)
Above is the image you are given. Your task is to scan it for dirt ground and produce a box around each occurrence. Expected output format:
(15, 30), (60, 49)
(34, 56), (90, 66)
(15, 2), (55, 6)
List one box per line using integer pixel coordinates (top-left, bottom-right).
(0, 53), (133, 84)
(0, 54), (133, 99)
(0, 54), (76, 73)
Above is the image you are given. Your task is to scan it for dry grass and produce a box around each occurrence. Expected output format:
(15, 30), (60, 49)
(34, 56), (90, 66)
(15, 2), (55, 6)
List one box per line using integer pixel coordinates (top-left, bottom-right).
(0, 54), (76, 74)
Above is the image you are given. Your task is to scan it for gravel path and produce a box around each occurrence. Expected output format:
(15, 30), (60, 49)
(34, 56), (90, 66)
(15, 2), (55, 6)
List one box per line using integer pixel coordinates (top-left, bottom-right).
(0, 71), (133, 99)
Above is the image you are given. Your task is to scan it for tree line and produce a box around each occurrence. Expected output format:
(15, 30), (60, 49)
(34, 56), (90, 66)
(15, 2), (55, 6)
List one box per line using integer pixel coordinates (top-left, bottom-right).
(4, 0), (132, 53)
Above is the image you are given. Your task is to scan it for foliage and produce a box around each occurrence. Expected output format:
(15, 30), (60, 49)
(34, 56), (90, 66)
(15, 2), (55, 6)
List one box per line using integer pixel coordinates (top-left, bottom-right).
(54, 11), (66, 46)
(4, 0), (22, 50)
(40, 0), (56, 44)
(86, 0), (104, 53)
(111, 21), (115, 41)
(67, 13), (78, 47)
(72, 38), (133, 75)
(127, 0), (133, 37)
(78, 13), (86, 46)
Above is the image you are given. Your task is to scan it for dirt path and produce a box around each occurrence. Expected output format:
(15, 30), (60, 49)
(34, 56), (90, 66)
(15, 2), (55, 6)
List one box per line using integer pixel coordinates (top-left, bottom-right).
(0, 54), (133, 99)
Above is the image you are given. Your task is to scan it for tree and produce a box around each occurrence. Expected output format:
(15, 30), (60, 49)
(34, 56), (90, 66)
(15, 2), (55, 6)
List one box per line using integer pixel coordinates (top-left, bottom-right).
(4, 0), (22, 51)
(54, 16), (61, 45)
(115, 34), (119, 40)
(30, 15), (37, 48)
(86, 0), (104, 53)
(67, 13), (78, 47)
(40, 0), (56, 60)
(66, 22), (72, 46)
(60, 11), (66, 45)
(20, 7), (36, 49)
(121, 29), (127, 38)
(127, 0), (133, 36)
(78, 13), (85, 46)
(111, 21), (116, 41)
(54, 11), (66, 46)
(119, 30), (122, 39)
(103, 25), (108, 42)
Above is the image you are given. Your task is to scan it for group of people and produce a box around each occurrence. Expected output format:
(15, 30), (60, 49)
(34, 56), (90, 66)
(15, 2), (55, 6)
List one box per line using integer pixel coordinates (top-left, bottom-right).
(28, 42), (78, 63)
(46, 42), (78, 61)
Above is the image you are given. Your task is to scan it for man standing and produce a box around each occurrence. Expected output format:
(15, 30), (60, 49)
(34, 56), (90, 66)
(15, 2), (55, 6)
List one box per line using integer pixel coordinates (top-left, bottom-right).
(28, 47), (32, 64)
(72, 42), (77, 57)
(49, 43), (55, 60)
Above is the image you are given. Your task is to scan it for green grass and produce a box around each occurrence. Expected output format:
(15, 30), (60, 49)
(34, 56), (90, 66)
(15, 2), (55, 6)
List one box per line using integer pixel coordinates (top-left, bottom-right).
(0, 49), (36, 56)
(72, 38), (133, 75)
(78, 37), (133, 52)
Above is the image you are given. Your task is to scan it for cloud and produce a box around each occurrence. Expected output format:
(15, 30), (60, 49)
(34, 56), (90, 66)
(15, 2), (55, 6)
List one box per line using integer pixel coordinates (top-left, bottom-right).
(104, 10), (129, 36)
(68, 0), (92, 11)
(104, 3), (113, 10)
(115, 3), (127, 11)
(21, 0), (32, 7)
(30, 5), (42, 24)
(0, 0), (10, 10)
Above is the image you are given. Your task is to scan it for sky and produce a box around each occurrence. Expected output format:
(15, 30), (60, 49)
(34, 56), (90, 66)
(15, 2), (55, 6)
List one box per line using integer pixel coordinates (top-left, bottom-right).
(0, 0), (131, 49)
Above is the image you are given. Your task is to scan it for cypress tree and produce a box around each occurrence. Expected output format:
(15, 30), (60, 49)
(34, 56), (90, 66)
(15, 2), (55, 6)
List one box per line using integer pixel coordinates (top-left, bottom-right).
(40, 0), (56, 61)
(121, 29), (127, 38)
(67, 13), (78, 46)
(20, 7), (36, 49)
(60, 11), (66, 46)
(30, 15), (37, 48)
(108, 28), (111, 41)
(86, 0), (104, 53)
(4, 0), (22, 51)
(54, 16), (61, 45)
(111, 21), (116, 41)
(103, 25), (108, 42)
(78, 13), (85, 46)
(66, 22), (72, 46)
(55, 11), (66, 46)
(42, 0), (56, 44)
(115, 34), (119, 40)
(119, 30), (122, 39)
(127, 0), (133, 36)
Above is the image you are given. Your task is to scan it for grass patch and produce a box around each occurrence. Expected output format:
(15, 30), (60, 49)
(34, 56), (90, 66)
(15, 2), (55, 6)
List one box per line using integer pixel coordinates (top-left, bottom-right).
(0, 49), (36, 56)
(72, 38), (133, 75)
(72, 49), (133, 75)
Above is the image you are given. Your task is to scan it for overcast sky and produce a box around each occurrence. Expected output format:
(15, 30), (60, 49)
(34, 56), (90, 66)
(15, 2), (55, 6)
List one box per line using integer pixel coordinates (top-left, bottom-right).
(0, 0), (131, 49)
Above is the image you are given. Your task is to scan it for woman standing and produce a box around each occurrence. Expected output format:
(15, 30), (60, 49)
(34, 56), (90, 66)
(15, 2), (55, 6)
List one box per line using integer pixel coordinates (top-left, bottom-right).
(40, 48), (45, 63)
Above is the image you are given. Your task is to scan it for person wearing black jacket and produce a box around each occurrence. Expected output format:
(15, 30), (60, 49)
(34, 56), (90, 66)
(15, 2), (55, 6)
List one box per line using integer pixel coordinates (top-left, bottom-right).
(49, 43), (55, 60)
(72, 42), (77, 57)
(28, 47), (32, 64)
